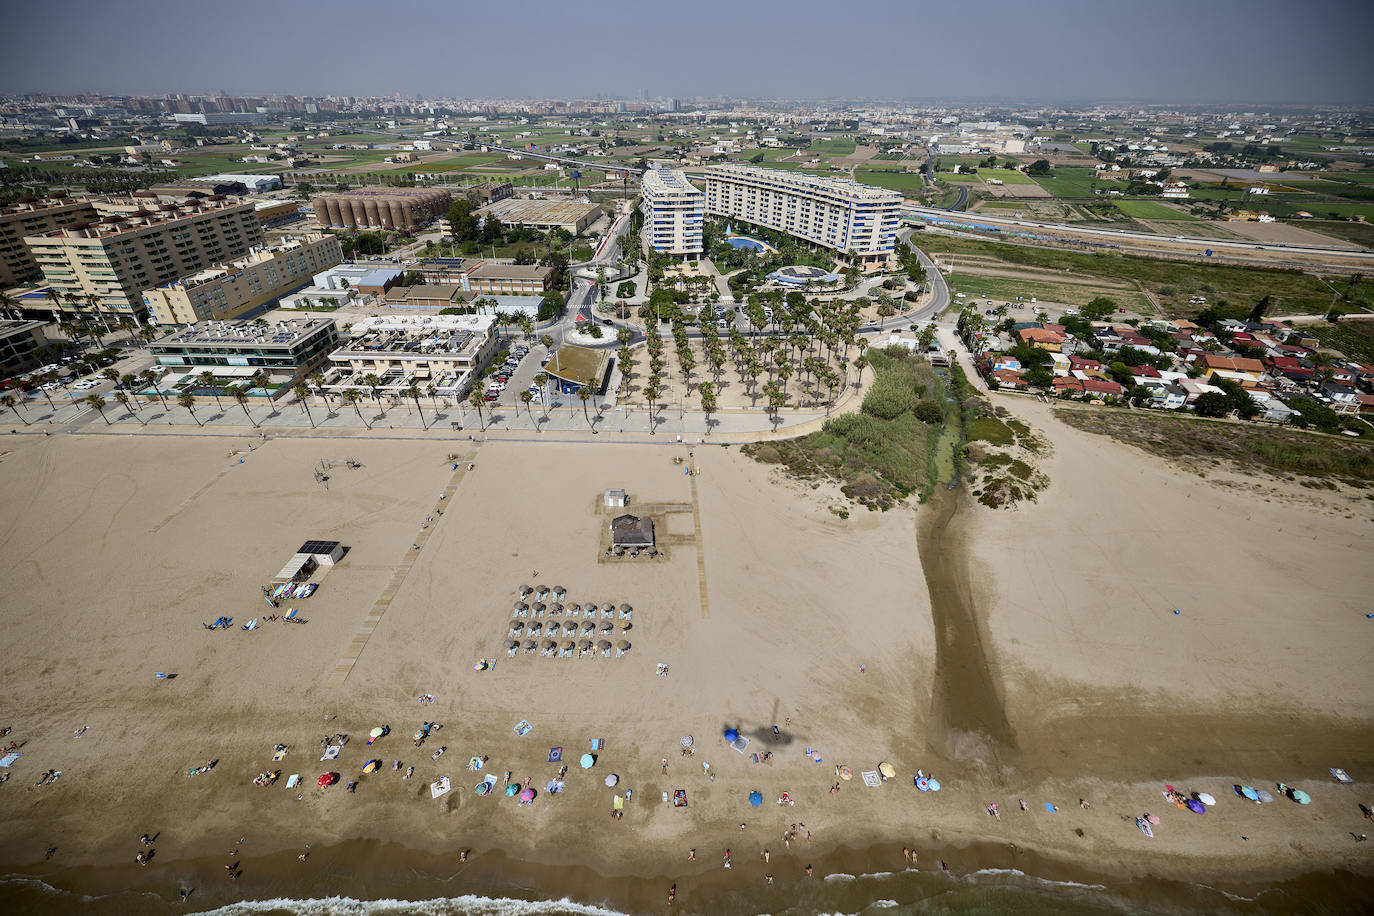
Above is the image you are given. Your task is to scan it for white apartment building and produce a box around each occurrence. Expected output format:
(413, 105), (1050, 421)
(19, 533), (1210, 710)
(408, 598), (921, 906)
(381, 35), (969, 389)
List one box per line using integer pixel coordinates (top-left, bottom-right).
(640, 167), (705, 259)
(704, 164), (902, 269)
(318, 313), (497, 399)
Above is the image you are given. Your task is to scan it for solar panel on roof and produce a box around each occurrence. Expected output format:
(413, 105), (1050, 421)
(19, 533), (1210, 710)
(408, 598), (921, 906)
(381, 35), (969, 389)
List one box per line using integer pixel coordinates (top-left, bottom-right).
(299, 540), (340, 555)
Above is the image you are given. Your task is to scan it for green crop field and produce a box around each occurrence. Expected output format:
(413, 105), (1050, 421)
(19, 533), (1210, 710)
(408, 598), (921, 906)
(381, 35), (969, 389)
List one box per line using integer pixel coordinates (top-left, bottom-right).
(947, 272), (1154, 313)
(978, 168), (1034, 185)
(854, 169), (927, 192)
(1112, 199), (1199, 220)
(1032, 167), (1107, 199)
(936, 172), (981, 183)
(810, 137), (856, 155)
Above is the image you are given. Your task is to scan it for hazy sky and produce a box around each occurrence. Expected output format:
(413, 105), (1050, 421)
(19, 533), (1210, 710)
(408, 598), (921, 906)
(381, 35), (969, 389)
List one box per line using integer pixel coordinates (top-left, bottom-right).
(2, 0), (1370, 105)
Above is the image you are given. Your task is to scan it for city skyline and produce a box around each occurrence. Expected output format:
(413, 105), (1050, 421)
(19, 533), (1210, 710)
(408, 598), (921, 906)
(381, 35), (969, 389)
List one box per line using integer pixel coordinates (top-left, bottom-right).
(1, 0), (1371, 106)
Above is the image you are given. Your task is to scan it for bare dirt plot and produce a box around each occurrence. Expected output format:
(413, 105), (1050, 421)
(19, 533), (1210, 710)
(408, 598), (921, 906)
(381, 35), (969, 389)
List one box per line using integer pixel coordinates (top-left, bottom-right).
(1217, 219), (1365, 248)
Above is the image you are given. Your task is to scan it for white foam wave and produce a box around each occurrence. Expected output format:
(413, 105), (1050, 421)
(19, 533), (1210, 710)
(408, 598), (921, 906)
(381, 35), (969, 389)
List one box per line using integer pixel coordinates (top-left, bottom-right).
(966, 867), (1108, 891)
(856, 871), (895, 879)
(186, 895), (628, 916)
(869, 901), (900, 909)
(822, 872), (857, 882)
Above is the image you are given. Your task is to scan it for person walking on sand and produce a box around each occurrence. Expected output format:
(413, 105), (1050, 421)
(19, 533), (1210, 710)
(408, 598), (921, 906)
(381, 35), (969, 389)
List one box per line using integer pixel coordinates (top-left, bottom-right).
(688, 848), (695, 861)
(668, 884), (676, 904)
(763, 849), (770, 863)
(723, 849), (731, 868)
(806, 864), (814, 878)
(902, 847), (910, 863)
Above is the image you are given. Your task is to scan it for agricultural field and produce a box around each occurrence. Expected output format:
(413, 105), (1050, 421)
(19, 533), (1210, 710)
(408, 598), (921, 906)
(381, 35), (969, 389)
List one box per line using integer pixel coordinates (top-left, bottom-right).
(978, 168), (1034, 185)
(854, 169), (928, 192)
(1112, 199), (1199, 220)
(913, 233), (1372, 318)
(1030, 167), (1109, 199)
(946, 271), (1155, 314)
(809, 137), (856, 155)
(934, 172), (982, 184)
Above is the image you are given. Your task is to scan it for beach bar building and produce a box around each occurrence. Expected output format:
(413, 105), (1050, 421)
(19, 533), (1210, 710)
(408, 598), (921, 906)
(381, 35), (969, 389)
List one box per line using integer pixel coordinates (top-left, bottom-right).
(610, 514), (655, 550)
(543, 344), (611, 396)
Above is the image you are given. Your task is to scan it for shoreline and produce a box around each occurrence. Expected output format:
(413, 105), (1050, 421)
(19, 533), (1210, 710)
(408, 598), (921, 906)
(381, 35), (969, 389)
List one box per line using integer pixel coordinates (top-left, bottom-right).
(4, 827), (1372, 915)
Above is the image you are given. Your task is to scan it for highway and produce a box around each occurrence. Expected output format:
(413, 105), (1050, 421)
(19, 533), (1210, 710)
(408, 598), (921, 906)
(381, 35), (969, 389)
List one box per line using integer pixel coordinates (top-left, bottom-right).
(901, 204), (1374, 269)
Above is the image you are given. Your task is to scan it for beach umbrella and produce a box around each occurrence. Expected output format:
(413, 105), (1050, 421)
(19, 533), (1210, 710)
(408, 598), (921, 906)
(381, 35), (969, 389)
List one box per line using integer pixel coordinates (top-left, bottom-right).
(474, 782), (492, 795)
(518, 585), (531, 596)
(578, 638), (593, 651)
(620, 603), (632, 615)
(514, 601), (528, 613)
(553, 586), (566, 599)
(1145, 813), (1160, 825)
(724, 728), (740, 743)
(1256, 789), (1274, 803)
(838, 766), (852, 781)
(551, 604), (564, 615)
(1289, 789), (1311, 805)
(535, 603), (547, 615)
(504, 638), (519, 650)
(520, 788), (535, 801)
(584, 603), (598, 615)
(916, 777), (930, 792)
(618, 640), (631, 651)
(504, 784), (519, 797)
(509, 620), (524, 633)
(542, 638), (558, 650)
(681, 735), (693, 748)
(928, 779), (941, 792)
(564, 622), (578, 636)
(596, 639), (612, 651)
(522, 639), (537, 650)
(370, 726), (385, 739)
(562, 640), (575, 651)
(1186, 799), (1206, 814)
(1235, 785), (1259, 801)
(568, 604), (581, 616)
(600, 621), (614, 633)
(748, 791), (763, 807)
(581, 753), (596, 769)
(620, 621), (633, 631)
(605, 774), (619, 787)
(582, 622), (596, 635)
(879, 762), (896, 779)
(317, 772), (337, 787)
(601, 602), (615, 617)
(1197, 793), (1216, 806)
(363, 759), (380, 774)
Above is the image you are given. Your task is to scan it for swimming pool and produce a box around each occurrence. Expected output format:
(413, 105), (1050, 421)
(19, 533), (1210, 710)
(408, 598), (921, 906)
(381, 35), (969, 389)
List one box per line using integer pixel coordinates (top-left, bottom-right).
(726, 236), (775, 253)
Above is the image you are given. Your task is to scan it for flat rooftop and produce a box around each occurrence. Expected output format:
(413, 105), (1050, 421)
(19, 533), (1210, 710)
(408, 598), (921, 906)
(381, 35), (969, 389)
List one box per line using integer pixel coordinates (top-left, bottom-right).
(544, 344), (609, 388)
(706, 163), (903, 203)
(642, 168), (704, 198)
(153, 318), (333, 349)
(467, 262), (553, 281)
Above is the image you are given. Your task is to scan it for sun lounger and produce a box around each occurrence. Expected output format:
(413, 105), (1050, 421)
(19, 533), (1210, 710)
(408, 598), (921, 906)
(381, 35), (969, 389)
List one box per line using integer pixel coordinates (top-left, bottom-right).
(285, 774), (300, 788)
(284, 609), (298, 621)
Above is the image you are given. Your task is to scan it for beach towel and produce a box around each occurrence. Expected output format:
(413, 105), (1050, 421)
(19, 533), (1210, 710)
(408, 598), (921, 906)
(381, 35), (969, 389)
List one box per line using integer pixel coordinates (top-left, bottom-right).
(590, 738), (604, 750)
(613, 795), (624, 810)
(548, 747), (563, 763)
(0, 752), (19, 767)
(731, 737), (750, 754)
(430, 776), (451, 799)
(1044, 802), (1058, 812)
(861, 770), (881, 788)
(1331, 767), (1354, 783)
(321, 746), (341, 761)
(285, 774), (300, 789)
(673, 789), (687, 807)
(514, 720), (532, 737)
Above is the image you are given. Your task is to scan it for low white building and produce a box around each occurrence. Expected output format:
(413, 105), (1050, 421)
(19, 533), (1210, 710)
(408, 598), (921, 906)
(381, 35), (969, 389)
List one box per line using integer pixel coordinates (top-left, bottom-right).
(318, 313), (498, 399)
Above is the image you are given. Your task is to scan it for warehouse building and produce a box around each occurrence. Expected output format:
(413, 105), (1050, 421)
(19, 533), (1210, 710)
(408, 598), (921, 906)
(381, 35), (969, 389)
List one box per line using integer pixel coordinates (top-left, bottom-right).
(476, 197), (602, 235)
(312, 187), (452, 230)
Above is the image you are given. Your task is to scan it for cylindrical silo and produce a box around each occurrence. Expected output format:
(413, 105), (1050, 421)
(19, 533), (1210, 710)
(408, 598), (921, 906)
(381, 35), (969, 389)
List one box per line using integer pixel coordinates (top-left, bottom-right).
(389, 200), (407, 230)
(329, 197), (346, 228)
(351, 199), (368, 228)
(313, 199), (329, 225)
(363, 199), (381, 229)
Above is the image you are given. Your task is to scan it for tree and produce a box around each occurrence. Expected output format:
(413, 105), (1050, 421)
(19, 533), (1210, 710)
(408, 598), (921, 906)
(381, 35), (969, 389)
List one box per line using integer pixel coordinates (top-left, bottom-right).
(534, 372), (551, 419)
(1081, 297), (1118, 321)
(617, 280), (636, 299)
(1026, 159), (1053, 176)
(853, 355), (869, 389)
(232, 386), (258, 427)
(114, 390), (142, 423)
(198, 370), (223, 410)
(141, 369), (168, 407)
(102, 366), (120, 388)
(468, 389), (486, 431)
(520, 389), (536, 429)
(1193, 391), (1231, 418)
(343, 388), (370, 429)
(310, 371), (330, 409)
(406, 383), (426, 428)
(1, 393), (27, 425)
(86, 393), (109, 424)
(177, 391), (201, 426)
(294, 382), (316, 428)
(363, 373), (385, 418)
(578, 385), (594, 432)
(698, 381), (716, 433)
(541, 334), (554, 351)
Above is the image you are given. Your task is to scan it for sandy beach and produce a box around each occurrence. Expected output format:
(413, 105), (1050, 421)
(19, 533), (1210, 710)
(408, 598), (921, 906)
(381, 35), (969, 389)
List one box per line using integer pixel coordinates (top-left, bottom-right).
(0, 402), (1371, 914)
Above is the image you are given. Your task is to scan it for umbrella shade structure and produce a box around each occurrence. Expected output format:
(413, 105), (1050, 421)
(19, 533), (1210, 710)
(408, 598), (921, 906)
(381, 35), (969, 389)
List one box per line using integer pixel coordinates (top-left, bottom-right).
(362, 759), (381, 773)
(601, 603), (616, 618)
(748, 790), (763, 807)
(581, 753), (596, 768)
(582, 622), (597, 636)
(1186, 799), (1207, 814)
(520, 788), (536, 801)
(927, 779), (941, 792)
(620, 621), (633, 632)
(618, 640), (631, 651)
(1256, 789), (1274, 803)
(562, 640), (576, 651)
(567, 604), (581, 617)
(475, 781), (492, 795)
(916, 778), (930, 792)
(583, 603), (597, 616)
(600, 621), (614, 633)
(514, 601), (528, 613)
(541, 638), (558, 650)
(563, 622), (578, 636)
(596, 639), (612, 652)
(553, 586), (567, 600)
(878, 762), (896, 779)
(605, 774), (619, 787)
(1289, 789), (1311, 805)
(577, 638), (593, 651)
(522, 639), (537, 650)
(1145, 813), (1161, 825)
(838, 766), (852, 781)
(681, 735), (694, 748)
(504, 784), (520, 797)
(318, 772), (338, 787)
(534, 603), (547, 615)
(619, 603), (632, 615)
(1197, 793), (1217, 806)
(518, 585), (531, 597)
(724, 728), (740, 743)
(551, 604), (564, 616)
(504, 638), (520, 650)
(1235, 785), (1259, 801)
(369, 727), (385, 739)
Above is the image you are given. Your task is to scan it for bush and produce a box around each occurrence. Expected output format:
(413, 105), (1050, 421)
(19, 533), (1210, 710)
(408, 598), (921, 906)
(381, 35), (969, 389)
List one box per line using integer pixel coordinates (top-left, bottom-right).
(862, 375), (917, 420)
(913, 399), (943, 425)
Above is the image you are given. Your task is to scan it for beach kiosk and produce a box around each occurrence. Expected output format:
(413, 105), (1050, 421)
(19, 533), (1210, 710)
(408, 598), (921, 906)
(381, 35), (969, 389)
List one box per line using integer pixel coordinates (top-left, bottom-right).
(610, 514), (654, 550)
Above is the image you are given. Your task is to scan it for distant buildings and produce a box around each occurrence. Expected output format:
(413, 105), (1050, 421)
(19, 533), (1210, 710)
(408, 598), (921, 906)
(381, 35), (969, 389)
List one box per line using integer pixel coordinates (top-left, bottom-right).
(704, 164), (901, 269)
(0, 195), (99, 288)
(190, 174), (282, 193)
(640, 167), (705, 259)
(25, 198), (263, 321)
(141, 234), (343, 325)
(312, 188), (452, 230)
(173, 112), (266, 126)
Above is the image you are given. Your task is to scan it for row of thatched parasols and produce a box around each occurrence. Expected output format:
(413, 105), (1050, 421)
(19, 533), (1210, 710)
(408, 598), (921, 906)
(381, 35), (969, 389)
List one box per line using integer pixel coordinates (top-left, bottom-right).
(512, 599), (632, 620)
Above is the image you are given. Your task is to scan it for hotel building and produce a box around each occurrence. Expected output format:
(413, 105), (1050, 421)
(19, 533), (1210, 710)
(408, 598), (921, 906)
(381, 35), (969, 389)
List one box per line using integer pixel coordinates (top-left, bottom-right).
(140, 233), (343, 325)
(703, 164), (902, 269)
(149, 317), (340, 396)
(319, 313), (498, 399)
(0, 196), (99, 288)
(640, 167), (705, 259)
(25, 198), (263, 321)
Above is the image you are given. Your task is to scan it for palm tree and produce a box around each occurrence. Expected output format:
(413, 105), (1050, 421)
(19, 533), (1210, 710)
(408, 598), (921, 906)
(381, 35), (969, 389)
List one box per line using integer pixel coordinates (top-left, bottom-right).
(643, 381), (657, 434)
(533, 372), (551, 419)
(363, 373), (385, 417)
(231, 386), (258, 428)
(117, 316), (136, 345)
(0, 291), (21, 320)
(577, 385), (594, 432)
(86, 293), (112, 334)
(616, 326), (632, 347)
(114, 390), (144, 424)
(406, 383), (426, 428)
(519, 389), (537, 429)
(177, 392), (202, 426)
(697, 381), (716, 434)
(308, 371), (331, 410)
(86, 393), (110, 424)
(197, 371), (223, 410)
(294, 382), (316, 428)
(468, 389), (486, 431)
(1, 393), (27, 425)
(44, 287), (66, 322)
(342, 388), (369, 429)
(34, 373), (58, 411)
(853, 355), (869, 389)
(778, 362), (794, 395)
(102, 366), (120, 388)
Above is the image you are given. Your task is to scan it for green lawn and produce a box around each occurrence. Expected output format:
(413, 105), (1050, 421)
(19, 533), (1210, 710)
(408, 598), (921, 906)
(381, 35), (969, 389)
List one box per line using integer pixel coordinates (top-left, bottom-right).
(978, 168), (1034, 185)
(1031, 167), (1107, 199)
(1112, 199), (1199, 221)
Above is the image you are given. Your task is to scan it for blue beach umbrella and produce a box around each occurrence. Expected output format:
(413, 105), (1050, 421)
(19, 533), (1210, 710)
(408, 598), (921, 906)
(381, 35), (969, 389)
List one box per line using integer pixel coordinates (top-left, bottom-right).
(580, 753), (596, 769)
(724, 728), (740, 743)
(927, 779), (941, 792)
(748, 791), (763, 807)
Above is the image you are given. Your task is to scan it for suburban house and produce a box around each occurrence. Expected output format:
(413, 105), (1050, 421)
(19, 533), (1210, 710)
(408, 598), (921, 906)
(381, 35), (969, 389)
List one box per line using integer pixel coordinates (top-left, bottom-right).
(990, 368), (1027, 389)
(1018, 327), (1065, 352)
